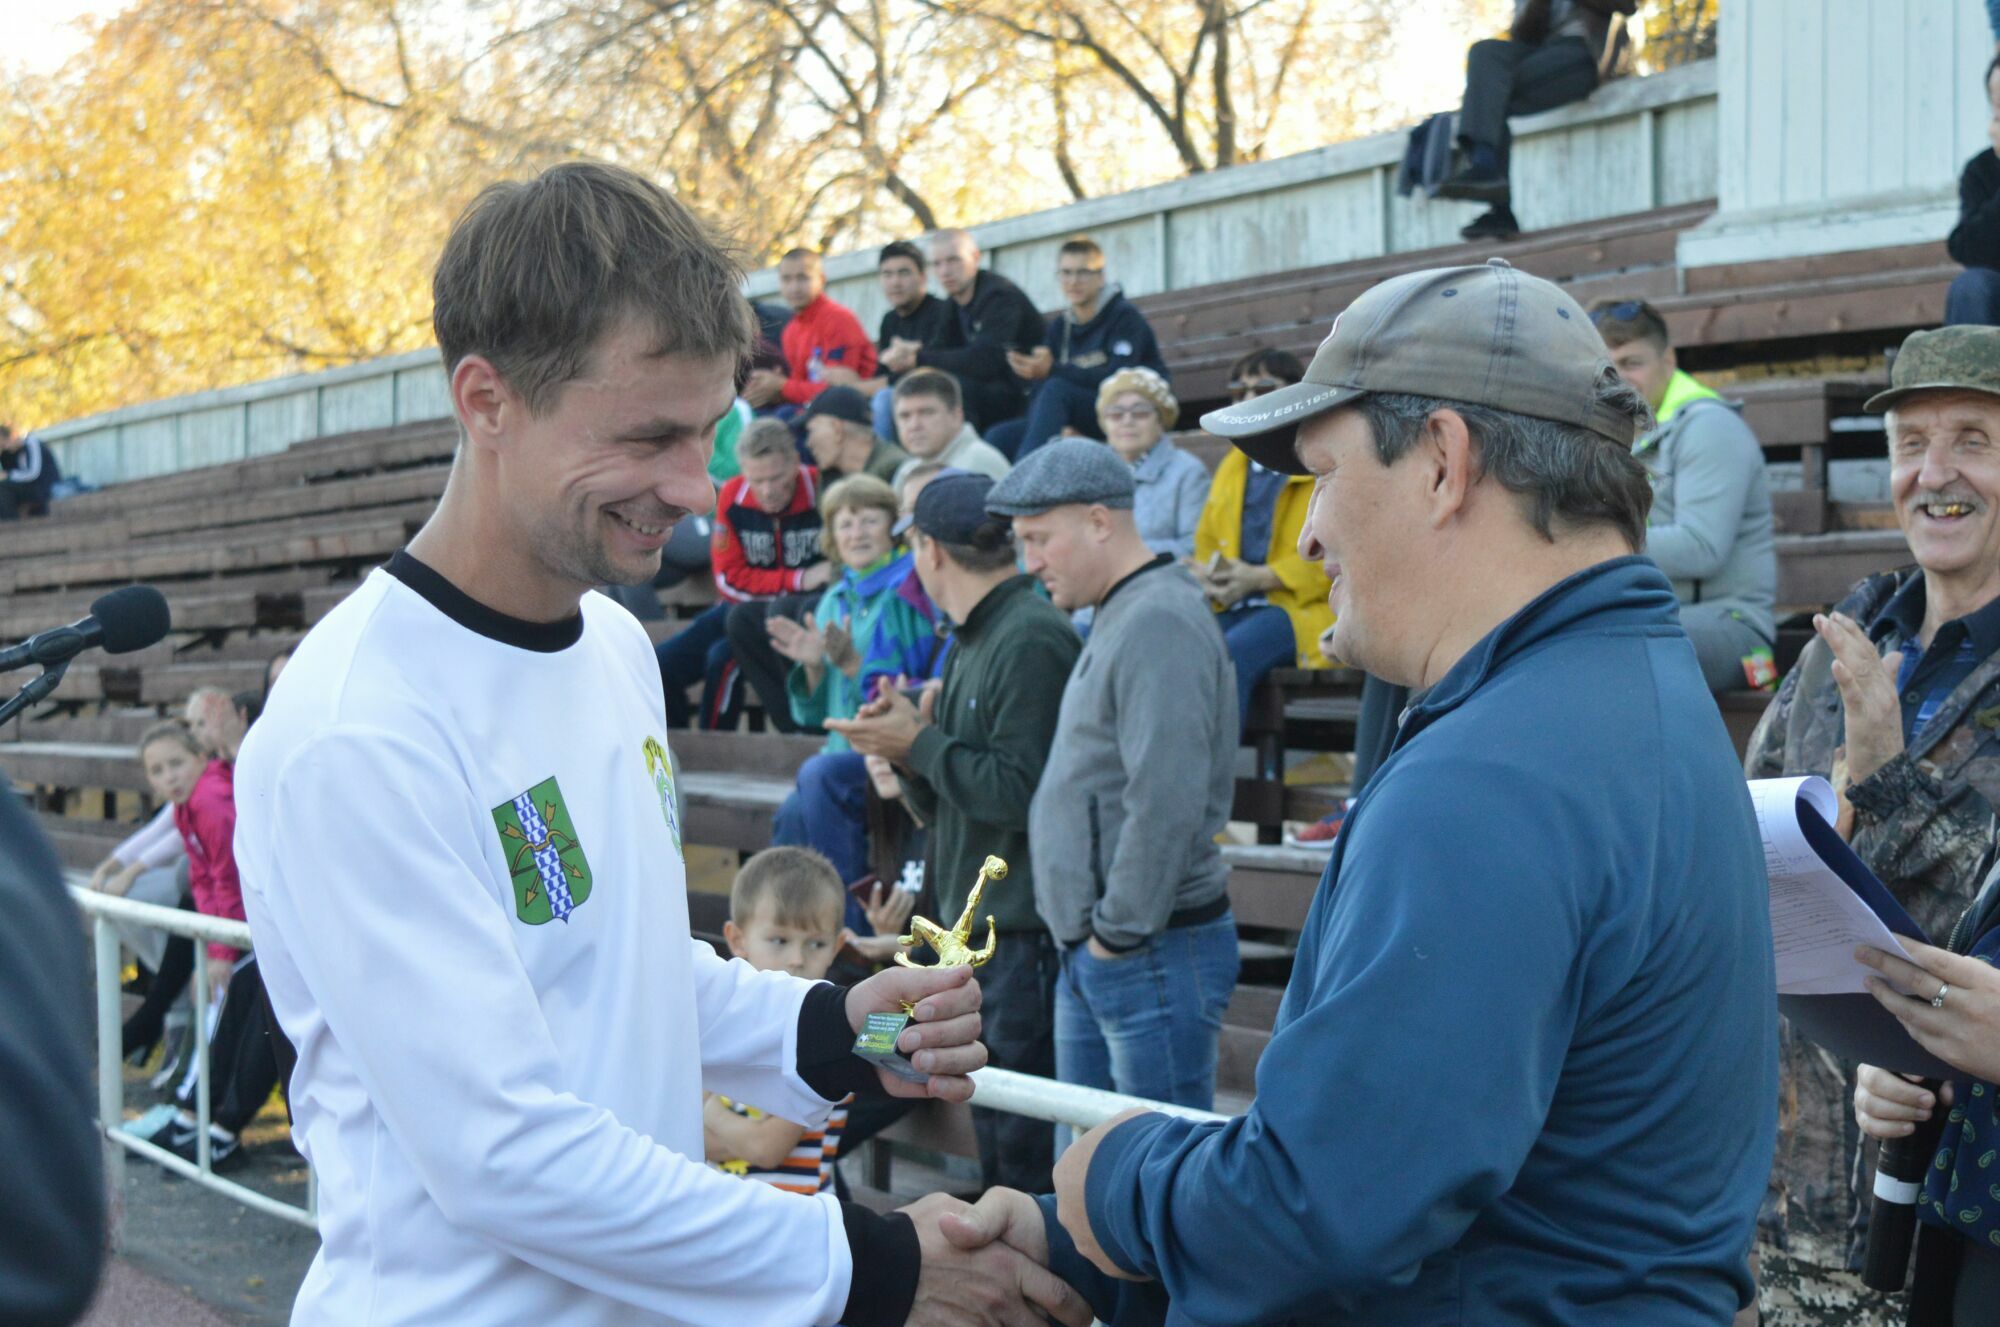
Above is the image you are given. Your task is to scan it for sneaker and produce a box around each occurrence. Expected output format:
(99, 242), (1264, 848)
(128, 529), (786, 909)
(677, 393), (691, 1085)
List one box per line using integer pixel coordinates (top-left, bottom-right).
(146, 1026), (191, 1092)
(168, 1125), (242, 1171)
(1435, 146), (1510, 204)
(121, 1102), (182, 1143)
(1285, 811), (1345, 849)
(1459, 206), (1521, 242)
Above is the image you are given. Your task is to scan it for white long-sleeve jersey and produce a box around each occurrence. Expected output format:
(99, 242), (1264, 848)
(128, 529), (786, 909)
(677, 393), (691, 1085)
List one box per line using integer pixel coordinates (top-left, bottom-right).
(235, 557), (855, 1325)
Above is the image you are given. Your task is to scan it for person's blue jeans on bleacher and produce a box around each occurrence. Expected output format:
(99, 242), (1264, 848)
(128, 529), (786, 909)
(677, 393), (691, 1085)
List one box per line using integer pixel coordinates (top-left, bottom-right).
(1948, 267), (2000, 327)
(986, 378), (1103, 460)
(770, 751), (872, 931)
(1215, 603), (1296, 740)
(655, 601), (742, 730)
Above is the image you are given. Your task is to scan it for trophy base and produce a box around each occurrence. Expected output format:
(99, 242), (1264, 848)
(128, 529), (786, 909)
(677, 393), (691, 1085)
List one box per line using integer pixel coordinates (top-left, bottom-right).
(851, 1010), (929, 1084)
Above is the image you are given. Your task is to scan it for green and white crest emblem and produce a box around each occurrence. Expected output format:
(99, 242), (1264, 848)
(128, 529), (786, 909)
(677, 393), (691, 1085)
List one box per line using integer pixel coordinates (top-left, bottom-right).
(491, 776), (593, 924)
(643, 736), (681, 853)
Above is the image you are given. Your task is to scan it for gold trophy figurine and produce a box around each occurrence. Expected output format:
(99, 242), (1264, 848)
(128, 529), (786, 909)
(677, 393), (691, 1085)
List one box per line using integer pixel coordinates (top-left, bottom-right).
(895, 855), (1006, 970)
(851, 855), (1007, 1082)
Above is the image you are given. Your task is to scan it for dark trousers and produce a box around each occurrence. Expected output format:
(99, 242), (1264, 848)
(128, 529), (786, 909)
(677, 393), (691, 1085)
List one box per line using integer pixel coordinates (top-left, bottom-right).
(1458, 36), (1598, 183)
(986, 378), (1105, 460)
(971, 931), (1059, 1194)
(122, 912), (194, 1057)
(1947, 267), (2000, 326)
(178, 958), (287, 1135)
(1351, 674), (1409, 798)
(656, 601), (743, 729)
(725, 592), (825, 734)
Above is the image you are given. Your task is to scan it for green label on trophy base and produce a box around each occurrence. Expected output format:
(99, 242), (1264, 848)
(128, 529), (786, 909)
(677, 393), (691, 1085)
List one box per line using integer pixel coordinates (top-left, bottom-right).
(853, 1011), (928, 1083)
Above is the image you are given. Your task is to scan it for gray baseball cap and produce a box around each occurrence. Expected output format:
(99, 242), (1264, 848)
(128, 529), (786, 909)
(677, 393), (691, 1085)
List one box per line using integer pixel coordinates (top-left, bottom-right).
(1199, 258), (1634, 475)
(985, 437), (1136, 517)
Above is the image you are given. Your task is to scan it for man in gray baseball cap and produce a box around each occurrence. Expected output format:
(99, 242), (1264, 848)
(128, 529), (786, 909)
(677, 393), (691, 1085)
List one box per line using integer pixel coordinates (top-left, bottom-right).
(963, 259), (1778, 1327)
(988, 438), (1239, 1112)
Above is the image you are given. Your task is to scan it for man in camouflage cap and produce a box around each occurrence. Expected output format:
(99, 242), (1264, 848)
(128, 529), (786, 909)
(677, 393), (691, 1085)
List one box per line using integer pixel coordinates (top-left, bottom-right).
(1747, 324), (2000, 1324)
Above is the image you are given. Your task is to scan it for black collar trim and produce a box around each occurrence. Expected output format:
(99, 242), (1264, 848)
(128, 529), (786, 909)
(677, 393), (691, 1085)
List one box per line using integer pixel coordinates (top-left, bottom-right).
(385, 550), (584, 653)
(1100, 554), (1174, 610)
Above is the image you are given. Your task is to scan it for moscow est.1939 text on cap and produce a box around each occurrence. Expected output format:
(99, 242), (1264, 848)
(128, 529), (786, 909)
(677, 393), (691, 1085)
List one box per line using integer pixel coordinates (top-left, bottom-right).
(1198, 258), (1637, 475)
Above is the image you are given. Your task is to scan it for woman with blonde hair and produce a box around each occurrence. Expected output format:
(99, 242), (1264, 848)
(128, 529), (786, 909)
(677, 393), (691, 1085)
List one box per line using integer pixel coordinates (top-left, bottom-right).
(1096, 367), (1209, 559)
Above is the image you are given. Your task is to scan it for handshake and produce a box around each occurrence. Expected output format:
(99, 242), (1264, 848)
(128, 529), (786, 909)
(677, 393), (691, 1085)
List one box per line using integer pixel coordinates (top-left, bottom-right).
(896, 1188), (1087, 1327)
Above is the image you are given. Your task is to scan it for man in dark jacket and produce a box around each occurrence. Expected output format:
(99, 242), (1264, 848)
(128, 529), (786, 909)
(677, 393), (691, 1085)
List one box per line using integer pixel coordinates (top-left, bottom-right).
(880, 231), (1045, 434)
(827, 471), (1081, 1195)
(1947, 55), (2000, 326)
(834, 240), (964, 440)
(959, 260), (1778, 1326)
(0, 426), (62, 520)
(1436, 0), (1629, 240)
(987, 237), (1170, 459)
(0, 783), (105, 1322)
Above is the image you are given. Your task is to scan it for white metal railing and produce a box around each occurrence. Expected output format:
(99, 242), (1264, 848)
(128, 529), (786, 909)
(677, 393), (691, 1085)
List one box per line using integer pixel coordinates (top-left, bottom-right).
(73, 886), (1226, 1237)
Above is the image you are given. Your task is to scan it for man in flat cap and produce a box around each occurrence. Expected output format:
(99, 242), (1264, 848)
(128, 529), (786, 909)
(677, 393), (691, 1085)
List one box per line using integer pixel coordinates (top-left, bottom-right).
(947, 259), (1778, 1325)
(988, 439), (1239, 1113)
(1746, 324), (2000, 1325)
(827, 471), (1081, 1195)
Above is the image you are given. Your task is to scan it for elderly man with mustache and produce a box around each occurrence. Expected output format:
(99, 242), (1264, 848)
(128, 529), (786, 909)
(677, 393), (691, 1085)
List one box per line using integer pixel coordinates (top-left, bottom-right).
(1745, 324), (2000, 1324)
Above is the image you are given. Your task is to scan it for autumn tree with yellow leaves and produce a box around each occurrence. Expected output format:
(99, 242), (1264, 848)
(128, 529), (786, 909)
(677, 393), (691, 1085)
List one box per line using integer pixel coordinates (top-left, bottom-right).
(0, 0), (1702, 427)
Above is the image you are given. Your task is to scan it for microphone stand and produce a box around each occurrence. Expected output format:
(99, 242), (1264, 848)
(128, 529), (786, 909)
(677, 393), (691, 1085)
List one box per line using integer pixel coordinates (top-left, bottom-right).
(0, 661), (70, 727)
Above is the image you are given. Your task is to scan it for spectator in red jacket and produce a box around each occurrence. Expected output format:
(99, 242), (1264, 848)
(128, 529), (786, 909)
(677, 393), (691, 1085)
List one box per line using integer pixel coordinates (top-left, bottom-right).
(658, 421), (832, 729)
(741, 250), (877, 414)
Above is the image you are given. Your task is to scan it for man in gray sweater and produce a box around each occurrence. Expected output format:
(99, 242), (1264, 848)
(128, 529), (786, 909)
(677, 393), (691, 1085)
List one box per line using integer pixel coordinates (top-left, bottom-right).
(1595, 298), (1779, 692)
(988, 439), (1240, 1111)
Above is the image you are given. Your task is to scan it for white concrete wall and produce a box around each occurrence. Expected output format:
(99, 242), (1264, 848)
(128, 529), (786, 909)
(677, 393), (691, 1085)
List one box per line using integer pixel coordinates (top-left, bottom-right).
(43, 62), (1717, 487)
(1680, 0), (1987, 266)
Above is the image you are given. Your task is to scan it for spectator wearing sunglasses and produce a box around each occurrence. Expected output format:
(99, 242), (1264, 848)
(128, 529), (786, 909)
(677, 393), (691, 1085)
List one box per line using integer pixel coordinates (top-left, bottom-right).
(1592, 298), (1777, 693)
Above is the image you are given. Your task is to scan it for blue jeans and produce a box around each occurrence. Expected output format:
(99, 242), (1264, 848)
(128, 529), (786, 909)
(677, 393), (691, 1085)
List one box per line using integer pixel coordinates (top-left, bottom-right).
(987, 377), (1104, 460)
(1216, 603), (1296, 737)
(1947, 267), (2000, 327)
(871, 387), (898, 442)
(655, 601), (740, 729)
(771, 751), (871, 928)
(1055, 914), (1239, 1111)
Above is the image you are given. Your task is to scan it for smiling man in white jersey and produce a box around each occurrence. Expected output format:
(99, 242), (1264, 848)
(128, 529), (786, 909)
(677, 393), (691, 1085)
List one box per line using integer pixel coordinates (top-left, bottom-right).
(233, 161), (1085, 1327)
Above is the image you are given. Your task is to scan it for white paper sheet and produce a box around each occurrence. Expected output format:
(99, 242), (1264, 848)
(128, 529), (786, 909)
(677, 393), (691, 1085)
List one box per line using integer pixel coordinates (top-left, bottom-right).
(1750, 776), (1915, 995)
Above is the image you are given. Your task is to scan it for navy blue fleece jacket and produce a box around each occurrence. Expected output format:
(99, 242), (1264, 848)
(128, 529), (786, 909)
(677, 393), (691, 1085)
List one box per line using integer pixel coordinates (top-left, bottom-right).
(1042, 289), (1169, 391)
(1045, 557), (1778, 1326)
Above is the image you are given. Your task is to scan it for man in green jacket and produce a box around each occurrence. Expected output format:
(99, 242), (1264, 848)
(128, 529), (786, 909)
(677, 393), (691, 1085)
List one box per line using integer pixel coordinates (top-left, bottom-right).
(829, 471), (1081, 1193)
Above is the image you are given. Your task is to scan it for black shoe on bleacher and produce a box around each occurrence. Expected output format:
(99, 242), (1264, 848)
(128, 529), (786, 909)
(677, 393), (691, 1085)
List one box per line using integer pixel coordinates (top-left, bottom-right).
(167, 1124), (243, 1172)
(1435, 152), (1511, 204)
(1460, 206), (1521, 242)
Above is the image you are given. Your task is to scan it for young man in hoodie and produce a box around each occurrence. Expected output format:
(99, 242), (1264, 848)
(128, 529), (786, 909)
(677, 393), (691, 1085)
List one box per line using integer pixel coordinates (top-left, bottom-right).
(1593, 298), (1778, 692)
(947, 260), (1778, 1327)
(987, 238), (1170, 460)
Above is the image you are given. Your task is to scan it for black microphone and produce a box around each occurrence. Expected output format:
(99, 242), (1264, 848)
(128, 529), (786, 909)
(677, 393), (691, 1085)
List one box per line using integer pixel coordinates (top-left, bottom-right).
(1861, 1078), (1948, 1292)
(0, 586), (172, 673)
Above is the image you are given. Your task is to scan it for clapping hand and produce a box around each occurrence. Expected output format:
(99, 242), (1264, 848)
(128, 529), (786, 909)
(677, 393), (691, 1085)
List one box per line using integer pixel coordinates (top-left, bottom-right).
(1816, 612), (1905, 787)
(766, 614), (828, 668)
(823, 615), (861, 679)
(1005, 347), (1053, 382)
(826, 680), (933, 762)
(741, 367), (786, 408)
(902, 1191), (1091, 1327)
(882, 338), (923, 375)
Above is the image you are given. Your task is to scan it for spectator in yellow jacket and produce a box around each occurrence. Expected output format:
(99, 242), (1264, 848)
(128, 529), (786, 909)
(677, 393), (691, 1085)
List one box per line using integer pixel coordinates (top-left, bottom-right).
(1191, 442), (1334, 735)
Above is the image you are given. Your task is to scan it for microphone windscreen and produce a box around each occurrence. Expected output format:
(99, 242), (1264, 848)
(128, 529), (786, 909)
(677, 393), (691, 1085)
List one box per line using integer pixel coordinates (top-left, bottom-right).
(90, 585), (172, 654)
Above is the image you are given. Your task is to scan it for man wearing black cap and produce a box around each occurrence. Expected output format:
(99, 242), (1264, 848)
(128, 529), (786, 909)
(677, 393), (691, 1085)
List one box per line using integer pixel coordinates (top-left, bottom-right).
(802, 385), (909, 484)
(948, 259), (1779, 1325)
(828, 471), (1081, 1195)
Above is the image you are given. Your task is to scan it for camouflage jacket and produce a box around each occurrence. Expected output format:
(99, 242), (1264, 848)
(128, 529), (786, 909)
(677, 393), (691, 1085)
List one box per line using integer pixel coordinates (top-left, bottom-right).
(1744, 569), (2000, 1270)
